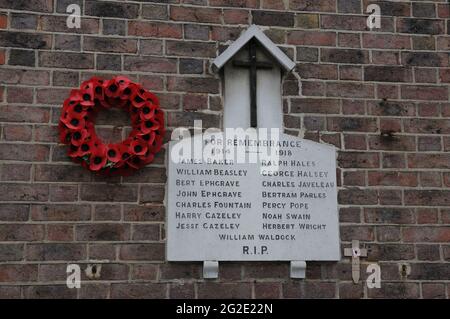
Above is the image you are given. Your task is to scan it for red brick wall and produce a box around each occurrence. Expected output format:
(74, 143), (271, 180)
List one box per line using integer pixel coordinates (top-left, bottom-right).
(0, 0), (449, 299)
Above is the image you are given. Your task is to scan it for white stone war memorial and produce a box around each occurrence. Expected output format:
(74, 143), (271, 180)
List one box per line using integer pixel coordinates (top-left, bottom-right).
(166, 26), (340, 278)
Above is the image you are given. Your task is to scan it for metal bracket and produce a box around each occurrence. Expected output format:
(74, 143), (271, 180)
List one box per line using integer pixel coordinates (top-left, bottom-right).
(203, 261), (219, 279)
(290, 261), (306, 279)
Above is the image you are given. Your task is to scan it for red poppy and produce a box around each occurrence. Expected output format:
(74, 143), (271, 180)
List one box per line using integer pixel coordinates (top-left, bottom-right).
(105, 78), (122, 98)
(139, 102), (156, 121)
(62, 116), (86, 131)
(106, 144), (121, 162)
(71, 129), (89, 146)
(130, 139), (148, 156)
(89, 145), (107, 171)
(131, 86), (147, 108)
(140, 118), (160, 134)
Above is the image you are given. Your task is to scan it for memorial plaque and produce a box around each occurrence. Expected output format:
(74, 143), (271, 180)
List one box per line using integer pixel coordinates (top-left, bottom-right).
(167, 133), (340, 261)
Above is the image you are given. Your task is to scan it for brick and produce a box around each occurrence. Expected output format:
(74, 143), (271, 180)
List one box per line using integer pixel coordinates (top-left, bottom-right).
(368, 100), (415, 117)
(338, 152), (379, 168)
(10, 13), (37, 29)
(326, 82), (374, 98)
(103, 19), (126, 36)
(1, 163), (31, 181)
(0, 204), (29, 221)
(0, 224), (44, 241)
(368, 171), (417, 187)
(339, 65), (362, 81)
(338, 189), (378, 205)
(405, 191), (450, 207)
(410, 263), (450, 280)
(417, 208), (439, 225)
(338, 33), (360, 48)
(76, 224), (129, 241)
(119, 243), (165, 261)
(366, 244), (415, 260)
(31, 204), (90, 221)
(79, 284), (110, 299)
(403, 52), (447, 67)
(0, 68), (49, 85)
(224, 9), (249, 24)
(170, 6), (221, 23)
(111, 283), (166, 299)
(53, 71), (79, 87)
(243, 262), (289, 279)
(140, 185), (165, 203)
(368, 135), (416, 152)
(291, 98), (339, 114)
(0, 31), (51, 49)
(368, 283), (419, 298)
(140, 39), (163, 55)
(209, 0), (257, 8)
(404, 119), (450, 134)
(413, 3), (436, 18)
(26, 243), (86, 261)
(93, 204), (121, 221)
(376, 226), (401, 242)
(290, 0), (336, 12)
(254, 282), (281, 299)
(363, 34), (411, 50)
(179, 58), (203, 74)
(41, 15), (99, 34)
(321, 15), (366, 31)
(168, 77), (219, 94)
(124, 205), (164, 222)
(364, 208), (414, 224)
(142, 4), (168, 20)
(39, 52), (94, 69)
(397, 18), (444, 35)
(47, 224), (73, 241)
(128, 21), (182, 39)
(186, 26), (210, 42)
(198, 282), (252, 298)
(97, 54), (121, 71)
(363, 0), (410, 17)
(3, 125), (32, 141)
(252, 10), (294, 27)
(80, 184), (137, 202)
(131, 264), (158, 280)
(287, 30), (336, 46)
(160, 263), (201, 280)
(365, 66), (412, 82)
(337, 0), (360, 13)
(297, 63), (337, 80)
(0, 264), (37, 282)
(24, 285), (77, 299)
(0, 286), (21, 299)
(327, 117), (377, 132)
(408, 154), (450, 169)
(0, 244), (23, 261)
(417, 245), (440, 261)
(124, 56), (177, 73)
(418, 136), (441, 152)
(85, 0), (138, 19)
(422, 283), (446, 299)
(84, 37), (137, 53)
(0, 0), (53, 12)
(343, 134), (366, 150)
(166, 40), (216, 58)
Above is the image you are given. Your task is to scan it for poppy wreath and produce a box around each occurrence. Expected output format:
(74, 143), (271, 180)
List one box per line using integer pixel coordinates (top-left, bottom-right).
(58, 76), (165, 175)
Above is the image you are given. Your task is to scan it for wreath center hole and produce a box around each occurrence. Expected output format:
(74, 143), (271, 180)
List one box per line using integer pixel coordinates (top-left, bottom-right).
(94, 107), (132, 144)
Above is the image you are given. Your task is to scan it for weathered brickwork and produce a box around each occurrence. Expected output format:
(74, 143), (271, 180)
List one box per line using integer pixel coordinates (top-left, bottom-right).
(0, 0), (449, 299)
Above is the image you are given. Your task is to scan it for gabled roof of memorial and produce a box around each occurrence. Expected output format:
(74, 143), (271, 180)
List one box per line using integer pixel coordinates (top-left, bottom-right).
(212, 24), (296, 72)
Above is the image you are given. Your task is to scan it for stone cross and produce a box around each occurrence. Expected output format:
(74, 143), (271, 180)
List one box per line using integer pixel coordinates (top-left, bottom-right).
(343, 240), (368, 283)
